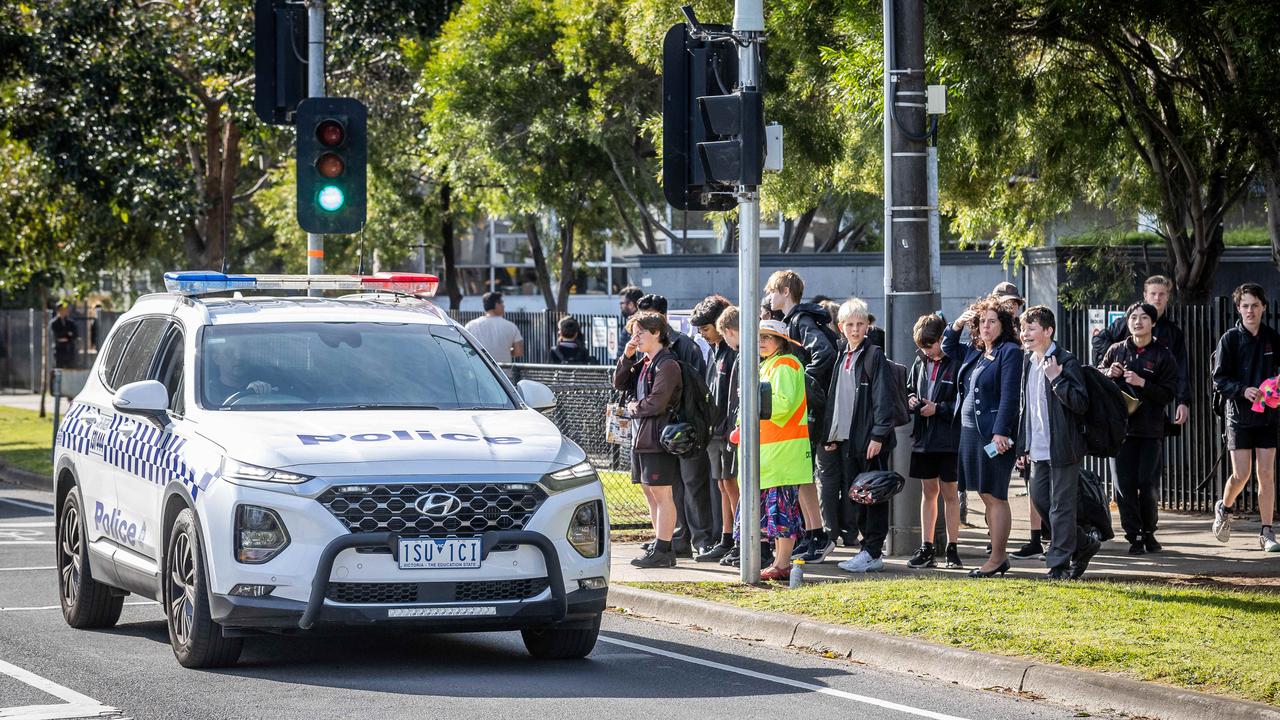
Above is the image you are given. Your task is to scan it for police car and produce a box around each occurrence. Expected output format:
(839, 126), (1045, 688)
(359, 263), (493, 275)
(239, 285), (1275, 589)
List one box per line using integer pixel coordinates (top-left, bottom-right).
(53, 271), (609, 668)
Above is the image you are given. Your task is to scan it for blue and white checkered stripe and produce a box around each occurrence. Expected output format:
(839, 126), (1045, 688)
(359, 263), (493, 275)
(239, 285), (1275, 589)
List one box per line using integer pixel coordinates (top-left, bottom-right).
(56, 402), (93, 455)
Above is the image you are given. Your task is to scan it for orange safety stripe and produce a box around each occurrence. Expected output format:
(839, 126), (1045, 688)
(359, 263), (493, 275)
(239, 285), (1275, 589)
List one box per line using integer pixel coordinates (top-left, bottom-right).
(760, 397), (809, 444)
(307, 249), (325, 258)
(772, 355), (803, 372)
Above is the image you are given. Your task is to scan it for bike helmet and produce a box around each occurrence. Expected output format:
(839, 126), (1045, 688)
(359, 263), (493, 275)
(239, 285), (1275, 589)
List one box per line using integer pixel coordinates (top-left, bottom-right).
(848, 470), (906, 505)
(659, 422), (697, 456)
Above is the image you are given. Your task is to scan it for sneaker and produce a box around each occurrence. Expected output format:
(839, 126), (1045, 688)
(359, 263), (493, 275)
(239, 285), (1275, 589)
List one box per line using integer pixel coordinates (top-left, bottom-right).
(1010, 540), (1045, 560)
(1128, 539), (1146, 555)
(719, 544), (741, 566)
(1069, 538), (1102, 579)
(1045, 566), (1072, 580)
(799, 537), (836, 563)
(672, 544), (694, 559)
(1144, 534), (1163, 553)
(1259, 529), (1280, 553)
(837, 550), (885, 573)
(1212, 500), (1232, 543)
(630, 549), (676, 568)
(984, 542), (992, 556)
(641, 540), (654, 553)
(906, 543), (936, 569)
(944, 543), (964, 569)
(695, 541), (732, 563)
(790, 536), (812, 558)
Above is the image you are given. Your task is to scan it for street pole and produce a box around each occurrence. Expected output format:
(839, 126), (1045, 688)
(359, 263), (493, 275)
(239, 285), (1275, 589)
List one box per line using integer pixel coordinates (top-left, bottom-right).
(306, 0), (326, 288)
(735, 0), (764, 585)
(884, 0), (937, 555)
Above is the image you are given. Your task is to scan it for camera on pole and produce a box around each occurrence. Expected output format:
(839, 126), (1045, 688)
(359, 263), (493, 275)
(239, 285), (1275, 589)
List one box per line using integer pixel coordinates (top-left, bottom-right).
(295, 97), (367, 235)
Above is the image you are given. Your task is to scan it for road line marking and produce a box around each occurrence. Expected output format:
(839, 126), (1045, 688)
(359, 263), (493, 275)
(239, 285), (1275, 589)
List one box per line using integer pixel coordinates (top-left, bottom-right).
(600, 636), (972, 720)
(0, 541), (54, 546)
(0, 566), (55, 572)
(0, 521), (55, 528)
(0, 601), (156, 612)
(0, 702), (121, 720)
(0, 657), (106, 707)
(0, 498), (54, 514)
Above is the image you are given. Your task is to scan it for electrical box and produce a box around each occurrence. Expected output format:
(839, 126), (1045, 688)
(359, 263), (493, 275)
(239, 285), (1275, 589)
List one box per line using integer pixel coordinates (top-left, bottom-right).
(926, 84), (947, 115)
(764, 123), (783, 172)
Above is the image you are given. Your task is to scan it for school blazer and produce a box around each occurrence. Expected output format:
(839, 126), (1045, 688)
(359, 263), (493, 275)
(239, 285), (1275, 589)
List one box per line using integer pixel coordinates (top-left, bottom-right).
(942, 327), (1023, 440)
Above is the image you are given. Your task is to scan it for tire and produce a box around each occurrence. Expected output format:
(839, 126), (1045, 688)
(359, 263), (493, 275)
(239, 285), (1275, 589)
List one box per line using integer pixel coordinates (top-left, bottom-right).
(521, 613), (602, 660)
(165, 508), (243, 668)
(57, 491), (124, 629)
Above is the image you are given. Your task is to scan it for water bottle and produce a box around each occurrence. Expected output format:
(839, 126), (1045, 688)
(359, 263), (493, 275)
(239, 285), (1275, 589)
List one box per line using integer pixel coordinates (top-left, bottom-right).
(789, 559), (805, 588)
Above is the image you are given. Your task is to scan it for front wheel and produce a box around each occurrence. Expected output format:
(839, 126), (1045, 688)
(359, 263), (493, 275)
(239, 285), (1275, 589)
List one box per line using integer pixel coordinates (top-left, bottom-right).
(57, 491), (123, 629)
(521, 614), (602, 660)
(165, 508), (243, 668)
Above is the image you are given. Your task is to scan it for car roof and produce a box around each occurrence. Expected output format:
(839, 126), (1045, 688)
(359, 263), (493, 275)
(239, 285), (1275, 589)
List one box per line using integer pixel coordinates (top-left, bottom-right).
(128, 293), (452, 327)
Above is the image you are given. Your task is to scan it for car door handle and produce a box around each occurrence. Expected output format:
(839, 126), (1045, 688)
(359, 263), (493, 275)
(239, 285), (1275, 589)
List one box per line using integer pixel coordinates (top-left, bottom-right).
(117, 421), (137, 438)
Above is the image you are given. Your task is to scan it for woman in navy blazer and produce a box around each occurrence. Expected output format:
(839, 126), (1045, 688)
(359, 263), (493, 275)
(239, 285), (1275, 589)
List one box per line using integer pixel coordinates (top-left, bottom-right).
(943, 298), (1024, 577)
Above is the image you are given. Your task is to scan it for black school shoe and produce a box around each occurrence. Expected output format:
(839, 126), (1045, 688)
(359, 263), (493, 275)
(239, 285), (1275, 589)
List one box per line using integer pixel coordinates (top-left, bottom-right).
(907, 543), (936, 569)
(1127, 537), (1147, 555)
(719, 544), (741, 566)
(944, 543), (964, 569)
(631, 548), (677, 568)
(1010, 540), (1045, 560)
(1070, 538), (1102, 579)
(696, 541), (733, 563)
(1143, 534), (1163, 553)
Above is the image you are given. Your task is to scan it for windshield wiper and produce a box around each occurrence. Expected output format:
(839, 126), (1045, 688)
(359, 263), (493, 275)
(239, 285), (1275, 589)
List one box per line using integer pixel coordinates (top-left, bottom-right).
(301, 404), (442, 411)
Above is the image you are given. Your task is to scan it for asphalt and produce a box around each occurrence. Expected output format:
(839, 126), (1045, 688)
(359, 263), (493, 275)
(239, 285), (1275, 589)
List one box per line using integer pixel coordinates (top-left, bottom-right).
(0, 480), (1128, 720)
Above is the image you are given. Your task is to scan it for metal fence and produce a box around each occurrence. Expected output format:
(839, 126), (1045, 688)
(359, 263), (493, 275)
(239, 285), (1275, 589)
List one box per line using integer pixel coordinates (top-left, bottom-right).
(0, 309), (122, 393)
(504, 363), (650, 529)
(1061, 298), (1279, 515)
(448, 310), (620, 366)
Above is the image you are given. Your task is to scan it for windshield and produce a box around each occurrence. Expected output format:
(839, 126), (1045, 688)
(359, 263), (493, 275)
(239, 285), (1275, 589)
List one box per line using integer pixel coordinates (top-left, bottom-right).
(199, 322), (515, 411)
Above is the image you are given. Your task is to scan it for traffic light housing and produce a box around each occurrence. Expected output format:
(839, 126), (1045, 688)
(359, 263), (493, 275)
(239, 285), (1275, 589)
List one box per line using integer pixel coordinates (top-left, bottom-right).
(662, 23), (737, 211)
(253, 0), (309, 125)
(296, 97), (367, 234)
(697, 90), (764, 186)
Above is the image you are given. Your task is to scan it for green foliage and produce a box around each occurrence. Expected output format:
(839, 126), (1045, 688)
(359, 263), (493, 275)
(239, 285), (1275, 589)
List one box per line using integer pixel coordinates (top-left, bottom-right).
(1058, 245), (1137, 309)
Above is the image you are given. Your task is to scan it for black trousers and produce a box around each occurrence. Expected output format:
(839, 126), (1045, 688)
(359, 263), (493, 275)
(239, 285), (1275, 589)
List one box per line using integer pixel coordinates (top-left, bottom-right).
(837, 445), (890, 558)
(674, 450), (716, 550)
(814, 440), (853, 541)
(1114, 437), (1162, 542)
(1029, 460), (1090, 569)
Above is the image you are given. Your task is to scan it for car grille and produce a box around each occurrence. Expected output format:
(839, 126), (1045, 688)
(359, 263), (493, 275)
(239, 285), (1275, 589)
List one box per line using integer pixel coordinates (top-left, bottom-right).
(316, 482), (547, 537)
(326, 578), (551, 604)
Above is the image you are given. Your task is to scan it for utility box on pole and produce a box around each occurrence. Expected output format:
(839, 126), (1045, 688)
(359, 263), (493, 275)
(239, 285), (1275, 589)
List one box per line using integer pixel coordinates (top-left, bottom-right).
(253, 0), (310, 125)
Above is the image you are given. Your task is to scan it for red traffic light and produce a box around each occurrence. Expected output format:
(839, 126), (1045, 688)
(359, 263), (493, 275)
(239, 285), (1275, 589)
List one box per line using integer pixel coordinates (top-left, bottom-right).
(316, 152), (345, 178)
(316, 119), (345, 147)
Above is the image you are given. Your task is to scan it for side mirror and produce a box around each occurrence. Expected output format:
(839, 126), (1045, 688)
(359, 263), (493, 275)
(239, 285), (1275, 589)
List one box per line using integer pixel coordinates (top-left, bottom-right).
(517, 379), (557, 411)
(112, 380), (170, 428)
(759, 381), (772, 420)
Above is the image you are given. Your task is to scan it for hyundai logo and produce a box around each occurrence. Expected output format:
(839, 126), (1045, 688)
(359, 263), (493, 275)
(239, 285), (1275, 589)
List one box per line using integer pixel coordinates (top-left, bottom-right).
(415, 493), (463, 518)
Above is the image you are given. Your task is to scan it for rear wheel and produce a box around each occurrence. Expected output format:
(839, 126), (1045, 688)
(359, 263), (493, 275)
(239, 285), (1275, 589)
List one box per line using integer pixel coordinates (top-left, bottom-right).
(57, 491), (123, 629)
(521, 613), (602, 659)
(165, 508), (243, 668)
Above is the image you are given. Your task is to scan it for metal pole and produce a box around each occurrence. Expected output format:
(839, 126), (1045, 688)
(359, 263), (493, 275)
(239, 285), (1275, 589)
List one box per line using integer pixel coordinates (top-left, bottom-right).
(885, 0), (937, 555)
(735, 0), (764, 585)
(306, 1), (326, 290)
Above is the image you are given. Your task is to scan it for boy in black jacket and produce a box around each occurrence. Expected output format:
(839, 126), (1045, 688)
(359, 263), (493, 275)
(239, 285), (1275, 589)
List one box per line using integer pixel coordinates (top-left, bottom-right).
(1017, 307), (1102, 579)
(904, 315), (963, 569)
(1211, 283), (1280, 552)
(1100, 302), (1178, 554)
(690, 295), (741, 562)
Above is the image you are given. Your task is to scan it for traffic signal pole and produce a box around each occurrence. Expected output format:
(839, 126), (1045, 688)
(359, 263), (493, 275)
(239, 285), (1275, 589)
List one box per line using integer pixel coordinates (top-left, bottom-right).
(306, 0), (326, 282)
(883, 0), (936, 555)
(734, 0), (763, 585)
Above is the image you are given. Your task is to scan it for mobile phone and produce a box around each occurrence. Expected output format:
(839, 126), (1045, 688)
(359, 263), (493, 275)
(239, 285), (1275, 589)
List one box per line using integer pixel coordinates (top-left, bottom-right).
(984, 441), (999, 458)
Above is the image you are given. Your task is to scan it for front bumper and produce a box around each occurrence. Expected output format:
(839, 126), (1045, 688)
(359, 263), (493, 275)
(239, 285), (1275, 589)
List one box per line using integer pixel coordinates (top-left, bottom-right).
(208, 529), (607, 631)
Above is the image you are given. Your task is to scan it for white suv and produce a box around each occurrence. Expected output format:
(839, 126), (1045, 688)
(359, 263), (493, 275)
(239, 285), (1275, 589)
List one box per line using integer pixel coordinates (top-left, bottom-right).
(53, 272), (609, 668)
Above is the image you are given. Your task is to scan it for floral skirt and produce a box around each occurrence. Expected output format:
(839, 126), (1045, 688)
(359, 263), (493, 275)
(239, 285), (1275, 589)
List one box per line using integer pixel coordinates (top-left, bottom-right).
(734, 485), (804, 540)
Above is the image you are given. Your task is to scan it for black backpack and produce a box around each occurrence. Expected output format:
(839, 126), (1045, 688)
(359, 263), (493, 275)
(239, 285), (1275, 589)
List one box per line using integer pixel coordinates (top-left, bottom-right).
(1209, 349), (1227, 417)
(1076, 468), (1115, 542)
(882, 356), (911, 427)
(1080, 366), (1128, 457)
(665, 357), (715, 457)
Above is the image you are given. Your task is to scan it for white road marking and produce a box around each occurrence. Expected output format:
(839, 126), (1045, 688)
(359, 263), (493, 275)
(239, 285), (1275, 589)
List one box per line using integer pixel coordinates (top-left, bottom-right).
(601, 636), (973, 720)
(0, 567), (55, 572)
(0, 521), (54, 529)
(0, 542), (54, 546)
(0, 601), (155, 612)
(0, 658), (119, 719)
(0, 498), (54, 514)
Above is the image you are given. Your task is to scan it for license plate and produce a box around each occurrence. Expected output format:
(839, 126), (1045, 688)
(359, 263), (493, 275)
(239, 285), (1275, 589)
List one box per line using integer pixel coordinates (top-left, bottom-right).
(398, 537), (482, 570)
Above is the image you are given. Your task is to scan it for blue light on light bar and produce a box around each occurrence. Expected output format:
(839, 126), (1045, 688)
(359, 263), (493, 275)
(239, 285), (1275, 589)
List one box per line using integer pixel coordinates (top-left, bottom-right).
(163, 271), (258, 295)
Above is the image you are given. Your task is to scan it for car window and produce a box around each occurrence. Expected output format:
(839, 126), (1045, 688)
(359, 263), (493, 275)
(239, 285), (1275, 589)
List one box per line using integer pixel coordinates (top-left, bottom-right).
(155, 325), (185, 415)
(99, 319), (141, 391)
(198, 321), (515, 411)
(112, 318), (171, 389)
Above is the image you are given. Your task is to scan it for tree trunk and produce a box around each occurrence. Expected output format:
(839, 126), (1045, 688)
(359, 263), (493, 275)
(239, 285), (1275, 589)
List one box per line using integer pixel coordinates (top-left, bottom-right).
(523, 215), (557, 314)
(785, 207), (818, 252)
(184, 102), (240, 270)
(439, 183), (463, 309)
(1266, 170), (1280, 270)
(556, 219), (575, 312)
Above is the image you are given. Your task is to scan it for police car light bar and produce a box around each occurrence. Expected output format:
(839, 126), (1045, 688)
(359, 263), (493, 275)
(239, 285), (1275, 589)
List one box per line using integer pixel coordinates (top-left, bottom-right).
(163, 271), (439, 297)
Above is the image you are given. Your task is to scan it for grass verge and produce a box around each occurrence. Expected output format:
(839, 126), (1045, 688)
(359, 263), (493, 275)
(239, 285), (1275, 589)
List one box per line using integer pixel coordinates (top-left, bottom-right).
(0, 406), (54, 477)
(628, 578), (1280, 705)
(601, 469), (649, 528)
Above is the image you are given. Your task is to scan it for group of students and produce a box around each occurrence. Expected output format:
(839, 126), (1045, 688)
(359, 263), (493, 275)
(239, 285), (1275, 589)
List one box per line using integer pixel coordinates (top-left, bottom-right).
(614, 271), (1280, 582)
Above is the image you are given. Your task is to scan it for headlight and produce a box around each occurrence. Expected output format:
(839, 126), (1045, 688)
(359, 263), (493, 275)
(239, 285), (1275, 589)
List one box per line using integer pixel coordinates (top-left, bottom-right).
(221, 457), (312, 485)
(567, 500), (603, 558)
(543, 461), (597, 492)
(235, 505), (290, 564)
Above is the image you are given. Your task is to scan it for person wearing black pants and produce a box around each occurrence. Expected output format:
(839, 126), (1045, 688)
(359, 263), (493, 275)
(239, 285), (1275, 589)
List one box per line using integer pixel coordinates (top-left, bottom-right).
(1017, 306), (1101, 579)
(1100, 302), (1178, 554)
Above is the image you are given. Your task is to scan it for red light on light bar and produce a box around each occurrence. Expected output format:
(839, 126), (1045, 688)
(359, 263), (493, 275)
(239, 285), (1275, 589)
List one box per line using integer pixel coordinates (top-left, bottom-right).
(359, 273), (439, 297)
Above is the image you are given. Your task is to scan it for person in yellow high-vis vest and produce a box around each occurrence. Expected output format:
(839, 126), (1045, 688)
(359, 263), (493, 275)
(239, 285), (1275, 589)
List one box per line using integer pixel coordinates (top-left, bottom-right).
(732, 319), (813, 582)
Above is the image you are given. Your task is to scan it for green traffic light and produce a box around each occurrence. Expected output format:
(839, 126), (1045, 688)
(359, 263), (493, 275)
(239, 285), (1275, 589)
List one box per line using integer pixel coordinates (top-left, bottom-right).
(318, 185), (345, 212)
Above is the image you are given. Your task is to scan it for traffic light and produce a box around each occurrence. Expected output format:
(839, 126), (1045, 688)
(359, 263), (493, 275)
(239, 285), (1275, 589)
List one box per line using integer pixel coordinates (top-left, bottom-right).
(697, 90), (764, 186)
(296, 97), (367, 234)
(253, 0), (309, 125)
(662, 23), (737, 211)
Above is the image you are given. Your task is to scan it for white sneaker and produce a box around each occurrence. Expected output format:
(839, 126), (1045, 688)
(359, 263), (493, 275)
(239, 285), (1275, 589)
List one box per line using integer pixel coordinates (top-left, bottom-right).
(837, 550), (885, 573)
(1212, 500), (1232, 543)
(1260, 529), (1280, 553)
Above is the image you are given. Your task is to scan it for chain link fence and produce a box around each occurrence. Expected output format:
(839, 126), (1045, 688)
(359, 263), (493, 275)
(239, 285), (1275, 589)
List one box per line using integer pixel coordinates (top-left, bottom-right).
(503, 363), (650, 529)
